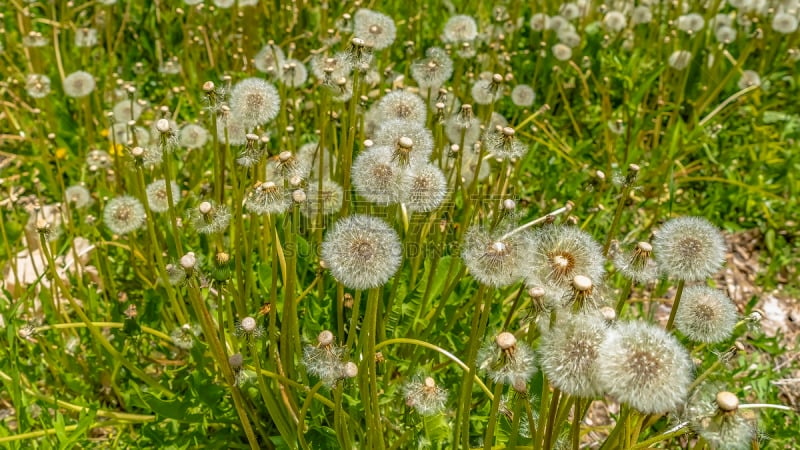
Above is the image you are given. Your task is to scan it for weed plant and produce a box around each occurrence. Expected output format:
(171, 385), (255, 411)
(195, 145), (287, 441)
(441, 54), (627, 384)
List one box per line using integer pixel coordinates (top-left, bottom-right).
(0, 0), (798, 448)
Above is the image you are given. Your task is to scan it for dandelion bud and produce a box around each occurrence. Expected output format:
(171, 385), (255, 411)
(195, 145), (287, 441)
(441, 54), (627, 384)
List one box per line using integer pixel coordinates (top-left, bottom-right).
(503, 199), (516, 210)
(342, 361), (358, 378)
(687, 383), (755, 449)
(495, 331), (517, 350)
(318, 330), (335, 347)
(403, 375), (448, 416)
(292, 189), (306, 203)
(180, 252), (197, 271)
(198, 201), (213, 215)
(477, 331), (537, 385)
(716, 391), (739, 412)
(229, 353), (244, 370)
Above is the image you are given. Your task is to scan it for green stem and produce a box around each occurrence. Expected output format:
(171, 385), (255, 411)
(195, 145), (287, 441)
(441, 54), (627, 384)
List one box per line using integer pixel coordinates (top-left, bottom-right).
(665, 279), (685, 331)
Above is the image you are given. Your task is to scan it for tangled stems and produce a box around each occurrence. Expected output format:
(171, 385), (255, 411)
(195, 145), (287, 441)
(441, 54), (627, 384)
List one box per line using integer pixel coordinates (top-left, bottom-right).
(183, 277), (259, 450)
(374, 338), (493, 398)
(37, 232), (174, 398)
(361, 287), (384, 449)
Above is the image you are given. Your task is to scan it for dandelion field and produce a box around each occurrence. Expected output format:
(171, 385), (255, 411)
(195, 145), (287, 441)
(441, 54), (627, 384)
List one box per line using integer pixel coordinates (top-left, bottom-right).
(1, 0), (799, 448)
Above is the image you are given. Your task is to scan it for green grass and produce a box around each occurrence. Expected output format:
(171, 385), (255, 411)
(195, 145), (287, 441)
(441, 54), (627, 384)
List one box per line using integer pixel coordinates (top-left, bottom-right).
(0, 0), (798, 448)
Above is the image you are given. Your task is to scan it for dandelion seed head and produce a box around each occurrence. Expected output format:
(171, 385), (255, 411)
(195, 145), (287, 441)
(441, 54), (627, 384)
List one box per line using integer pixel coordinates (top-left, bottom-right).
(675, 286), (738, 343)
(321, 214), (402, 290)
(653, 216), (726, 281)
(598, 320), (693, 414)
(527, 225), (605, 290)
(442, 15), (478, 43)
(402, 163), (447, 213)
(375, 90), (427, 125)
(146, 179), (180, 213)
(229, 78), (280, 129)
(26, 74), (51, 98)
(354, 8), (397, 50)
(179, 124), (209, 149)
(104, 195), (146, 235)
(462, 225), (531, 287)
(63, 71), (96, 98)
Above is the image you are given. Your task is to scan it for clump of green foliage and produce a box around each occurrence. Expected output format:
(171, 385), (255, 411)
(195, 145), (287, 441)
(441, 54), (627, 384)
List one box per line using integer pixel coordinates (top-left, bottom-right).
(0, 0), (798, 448)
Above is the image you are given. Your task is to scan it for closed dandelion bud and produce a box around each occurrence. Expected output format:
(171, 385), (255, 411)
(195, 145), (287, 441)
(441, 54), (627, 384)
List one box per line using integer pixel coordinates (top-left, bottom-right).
(229, 353), (244, 370)
(146, 179), (181, 213)
(351, 145), (407, 205)
(354, 8), (397, 50)
(229, 78), (281, 129)
(63, 71), (96, 98)
(342, 361), (359, 379)
(104, 195), (146, 235)
(462, 224), (531, 287)
(212, 251), (234, 281)
(65, 184), (93, 209)
(483, 126), (528, 160)
(302, 179), (344, 218)
(674, 286), (738, 343)
(442, 15), (478, 43)
(235, 316), (264, 340)
(403, 375), (448, 416)
(375, 90), (427, 125)
(668, 50), (692, 70)
(188, 201), (230, 234)
(245, 181), (290, 215)
(321, 214), (402, 290)
(179, 124), (209, 149)
(598, 321), (693, 414)
(653, 216), (726, 281)
(402, 163), (448, 213)
(411, 47), (454, 90)
(611, 241), (659, 283)
(477, 331), (537, 386)
(180, 252), (198, 273)
(292, 189), (306, 204)
(527, 224), (605, 290)
(538, 312), (608, 398)
(686, 385), (755, 450)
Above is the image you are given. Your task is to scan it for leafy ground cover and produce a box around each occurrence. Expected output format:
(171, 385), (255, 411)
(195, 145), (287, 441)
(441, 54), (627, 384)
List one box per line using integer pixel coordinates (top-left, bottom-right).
(0, 0), (798, 448)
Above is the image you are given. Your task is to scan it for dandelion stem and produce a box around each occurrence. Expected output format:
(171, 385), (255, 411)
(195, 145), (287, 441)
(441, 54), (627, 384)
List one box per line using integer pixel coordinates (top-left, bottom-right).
(499, 203), (573, 242)
(665, 279), (686, 331)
